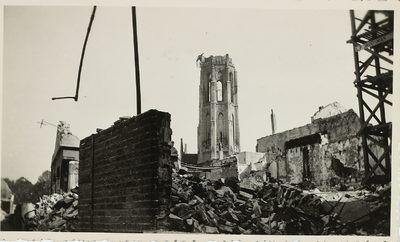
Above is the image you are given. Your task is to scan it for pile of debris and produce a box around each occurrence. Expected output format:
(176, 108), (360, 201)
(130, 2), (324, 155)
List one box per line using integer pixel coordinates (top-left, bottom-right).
(24, 187), (79, 232)
(166, 171), (390, 235)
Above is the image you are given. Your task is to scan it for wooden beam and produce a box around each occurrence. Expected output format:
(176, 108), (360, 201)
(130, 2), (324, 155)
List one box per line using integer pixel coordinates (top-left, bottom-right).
(362, 147), (390, 184)
(354, 10), (372, 35)
(364, 47), (393, 64)
(357, 90), (390, 134)
(362, 99), (381, 124)
(360, 87), (392, 105)
(367, 148), (387, 173)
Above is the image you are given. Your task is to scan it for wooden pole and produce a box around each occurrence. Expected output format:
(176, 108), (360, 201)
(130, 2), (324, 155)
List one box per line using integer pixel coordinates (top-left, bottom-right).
(132, 6), (141, 115)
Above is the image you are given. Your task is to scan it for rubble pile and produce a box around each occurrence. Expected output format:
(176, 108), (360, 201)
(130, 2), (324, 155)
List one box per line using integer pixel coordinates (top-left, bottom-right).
(167, 171), (390, 235)
(24, 188), (79, 232)
(339, 184), (391, 236)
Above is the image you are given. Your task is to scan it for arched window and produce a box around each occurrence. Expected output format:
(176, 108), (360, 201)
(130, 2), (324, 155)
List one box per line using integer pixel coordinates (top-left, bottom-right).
(207, 73), (211, 102)
(216, 70), (223, 101)
(218, 113), (224, 145)
(230, 72), (234, 102)
(232, 114), (235, 145)
(217, 81), (222, 101)
(208, 82), (211, 102)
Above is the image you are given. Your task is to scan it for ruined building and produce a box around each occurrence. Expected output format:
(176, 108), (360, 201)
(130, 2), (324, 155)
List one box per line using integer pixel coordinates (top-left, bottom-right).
(196, 54), (241, 164)
(51, 121), (79, 193)
(255, 102), (384, 190)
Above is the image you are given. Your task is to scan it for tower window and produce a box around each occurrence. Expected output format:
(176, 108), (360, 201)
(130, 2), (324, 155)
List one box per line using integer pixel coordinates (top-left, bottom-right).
(208, 82), (211, 102)
(207, 73), (211, 103)
(217, 81), (222, 101)
(217, 112), (225, 151)
(229, 72), (233, 102)
(232, 114), (235, 144)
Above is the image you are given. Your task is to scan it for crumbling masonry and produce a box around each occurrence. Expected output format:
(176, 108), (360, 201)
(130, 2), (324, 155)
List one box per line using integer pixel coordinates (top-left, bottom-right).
(256, 106), (384, 190)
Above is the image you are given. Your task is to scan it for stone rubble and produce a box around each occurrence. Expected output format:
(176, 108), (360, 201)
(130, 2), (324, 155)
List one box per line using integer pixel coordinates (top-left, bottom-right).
(165, 170), (390, 235)
(23, 187), (79, 232)
(18, 170), (390, 235)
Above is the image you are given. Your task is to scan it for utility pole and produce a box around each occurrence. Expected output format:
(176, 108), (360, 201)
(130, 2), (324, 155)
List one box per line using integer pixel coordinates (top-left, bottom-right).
(132, 6), (141, 115)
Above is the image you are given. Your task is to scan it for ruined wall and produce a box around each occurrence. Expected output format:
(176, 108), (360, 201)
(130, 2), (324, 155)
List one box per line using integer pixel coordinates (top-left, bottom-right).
(286, 147), (305, 184)
(236, 152), (265, 165)
(239, 166), (267, 189)
(237, 151), (290, 189)
(257, 110), (361, 153)
(256, 110), (365, 190)
(209, 156), (238, 180)
(78, 110), (173, 232)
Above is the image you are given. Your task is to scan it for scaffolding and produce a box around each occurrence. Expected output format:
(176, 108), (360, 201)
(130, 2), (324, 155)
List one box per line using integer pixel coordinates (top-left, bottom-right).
(347, 10), (393, 185)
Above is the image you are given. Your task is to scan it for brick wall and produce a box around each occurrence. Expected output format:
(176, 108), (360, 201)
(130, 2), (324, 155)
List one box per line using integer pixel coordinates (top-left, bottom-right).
(78, 109), (173, 232)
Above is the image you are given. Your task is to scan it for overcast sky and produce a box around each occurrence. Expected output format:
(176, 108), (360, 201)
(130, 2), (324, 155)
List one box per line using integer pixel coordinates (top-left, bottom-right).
(2, 3), (397, 183)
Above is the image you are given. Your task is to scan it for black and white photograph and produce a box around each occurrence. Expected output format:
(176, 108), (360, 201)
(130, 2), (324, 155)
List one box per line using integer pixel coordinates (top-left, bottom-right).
(1, 1), (398, 241)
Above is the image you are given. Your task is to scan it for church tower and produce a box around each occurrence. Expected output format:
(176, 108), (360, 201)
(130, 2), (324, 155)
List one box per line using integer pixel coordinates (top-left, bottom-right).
(197, 54), (240, 164)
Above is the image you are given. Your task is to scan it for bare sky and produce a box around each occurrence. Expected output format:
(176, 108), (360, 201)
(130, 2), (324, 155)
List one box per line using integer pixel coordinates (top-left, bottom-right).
(1, 3), (397, 183)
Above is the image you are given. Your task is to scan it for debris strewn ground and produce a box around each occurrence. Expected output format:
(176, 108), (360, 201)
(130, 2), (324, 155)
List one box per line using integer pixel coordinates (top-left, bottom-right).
(165, 170), (390, 235)
(10, 171), (389, 235)
(23, 187), (79, 231)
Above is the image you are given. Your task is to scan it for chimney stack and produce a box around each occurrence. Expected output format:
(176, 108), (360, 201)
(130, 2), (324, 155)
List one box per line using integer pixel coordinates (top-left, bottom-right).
(271, 109), (276, 135)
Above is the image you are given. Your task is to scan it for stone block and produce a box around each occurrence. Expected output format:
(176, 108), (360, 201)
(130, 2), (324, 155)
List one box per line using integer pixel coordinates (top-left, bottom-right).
(205, 225), (219, 234)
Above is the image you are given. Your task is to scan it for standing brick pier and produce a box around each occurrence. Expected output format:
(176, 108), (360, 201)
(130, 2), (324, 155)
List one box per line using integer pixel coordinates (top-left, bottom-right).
(78, 109), (173, 232)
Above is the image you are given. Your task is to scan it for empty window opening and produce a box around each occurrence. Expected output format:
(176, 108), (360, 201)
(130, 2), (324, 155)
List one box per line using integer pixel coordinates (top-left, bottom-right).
(208, 81), (211, 102)
(217, 81), (222, 101)
(232, 114), (235, 144)
(229, 72), (234, 102)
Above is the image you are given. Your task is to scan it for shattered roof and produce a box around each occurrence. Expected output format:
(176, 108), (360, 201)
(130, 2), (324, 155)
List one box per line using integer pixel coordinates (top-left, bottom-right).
(311, 102), (347, 122)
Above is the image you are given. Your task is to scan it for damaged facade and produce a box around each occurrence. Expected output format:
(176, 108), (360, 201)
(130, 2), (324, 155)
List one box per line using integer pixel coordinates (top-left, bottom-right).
(51, 122), (79, 194)
(255, 103), (384, 190)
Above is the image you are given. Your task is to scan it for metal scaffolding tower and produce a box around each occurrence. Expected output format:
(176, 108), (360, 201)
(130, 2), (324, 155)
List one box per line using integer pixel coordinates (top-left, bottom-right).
(348, 10), (393, 185)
